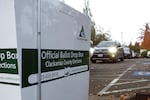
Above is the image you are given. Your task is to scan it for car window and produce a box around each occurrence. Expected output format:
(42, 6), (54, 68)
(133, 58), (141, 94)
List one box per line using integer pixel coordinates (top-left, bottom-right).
(117, 43), (121, 47)
(124, 47), (130, 51)
(97, 41), (116, 47)
(123, 48), (130, 53)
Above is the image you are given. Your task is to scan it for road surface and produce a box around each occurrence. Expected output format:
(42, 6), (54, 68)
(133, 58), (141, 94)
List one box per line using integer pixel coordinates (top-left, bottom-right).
(89, 58), (150, 100)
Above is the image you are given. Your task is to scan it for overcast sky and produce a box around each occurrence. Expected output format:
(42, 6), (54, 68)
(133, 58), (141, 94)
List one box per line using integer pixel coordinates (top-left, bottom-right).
(64, 0), (150, 45)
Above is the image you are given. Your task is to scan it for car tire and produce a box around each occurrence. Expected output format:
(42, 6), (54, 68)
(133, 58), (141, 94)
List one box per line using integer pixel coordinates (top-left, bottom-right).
(120, 57), (124, 61)
(91, 60), (96, 63)
(112, 59), (117, 63)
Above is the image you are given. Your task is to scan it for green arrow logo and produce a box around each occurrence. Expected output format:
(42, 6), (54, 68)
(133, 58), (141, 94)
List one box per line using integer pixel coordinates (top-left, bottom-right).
(79, 26), (86, 38)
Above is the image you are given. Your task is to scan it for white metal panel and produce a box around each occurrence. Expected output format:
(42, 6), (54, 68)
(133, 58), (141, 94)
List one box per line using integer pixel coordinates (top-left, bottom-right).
(0, 1), (21, 100)
(15, 0), (38, 100)
(15, 0), (38, 48)
(42, 72), (89, 100)
(0, 84), (21, 100)
(0, 0), (17, 48)
(41, 0), (90, 50)
(41, 1), (90, 100)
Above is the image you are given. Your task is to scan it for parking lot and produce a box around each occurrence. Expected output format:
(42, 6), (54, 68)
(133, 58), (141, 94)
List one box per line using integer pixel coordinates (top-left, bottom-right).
(89, 58), (150, 100)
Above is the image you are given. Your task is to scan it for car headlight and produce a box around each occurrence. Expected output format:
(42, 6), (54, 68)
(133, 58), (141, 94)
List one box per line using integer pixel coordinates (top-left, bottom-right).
(108, 47), (117, 53)
(90, 48), (95, 56)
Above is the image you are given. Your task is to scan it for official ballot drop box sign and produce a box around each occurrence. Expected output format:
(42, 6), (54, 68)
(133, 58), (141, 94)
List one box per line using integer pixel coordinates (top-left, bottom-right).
(0, 0), (90, 100)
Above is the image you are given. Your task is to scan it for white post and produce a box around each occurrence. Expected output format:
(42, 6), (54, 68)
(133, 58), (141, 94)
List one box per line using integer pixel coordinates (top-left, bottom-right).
(37, 32), (41, 100)
(37, 0), (41, 100)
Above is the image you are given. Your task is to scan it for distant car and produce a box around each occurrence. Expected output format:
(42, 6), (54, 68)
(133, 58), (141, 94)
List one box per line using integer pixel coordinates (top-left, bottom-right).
(131, 50), (136, 58)
(123, 47), (132, 59)
(91, 41), (124, 63)
(134, 52), (140, 58)
(147, 51), (150, 58)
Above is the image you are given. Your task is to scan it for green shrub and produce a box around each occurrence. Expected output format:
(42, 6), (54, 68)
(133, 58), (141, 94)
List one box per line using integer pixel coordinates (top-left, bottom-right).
(141, 51), (147, 58)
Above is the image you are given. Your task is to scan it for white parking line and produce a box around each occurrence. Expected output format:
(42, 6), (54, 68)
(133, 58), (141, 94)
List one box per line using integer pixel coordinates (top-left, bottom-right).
(97, 63), (136, 96)
(143, 62), (150, 65)
(90, 77), (142, 81)
(114, 79), (149, 85)
(102, 86), (150, 94)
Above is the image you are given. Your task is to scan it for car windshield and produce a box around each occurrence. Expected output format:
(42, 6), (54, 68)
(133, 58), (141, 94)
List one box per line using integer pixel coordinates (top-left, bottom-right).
(96, 41), (116, 47)
(123, 48), (130, 53)
(123, 48), (129, 51)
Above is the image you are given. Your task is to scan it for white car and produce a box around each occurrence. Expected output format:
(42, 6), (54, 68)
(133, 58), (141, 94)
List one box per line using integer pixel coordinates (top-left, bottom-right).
(147, 51), (150, 58)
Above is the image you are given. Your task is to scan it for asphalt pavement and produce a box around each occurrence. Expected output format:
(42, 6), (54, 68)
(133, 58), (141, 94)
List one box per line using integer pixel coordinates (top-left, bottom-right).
(89, 58), (150, 100)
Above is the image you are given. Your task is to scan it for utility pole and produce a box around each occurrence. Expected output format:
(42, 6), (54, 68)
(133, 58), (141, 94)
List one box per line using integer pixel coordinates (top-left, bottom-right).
(121, 32), (123, 45)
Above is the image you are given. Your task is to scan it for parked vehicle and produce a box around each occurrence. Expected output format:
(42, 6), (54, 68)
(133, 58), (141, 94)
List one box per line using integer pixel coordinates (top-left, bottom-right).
(123, 47), (132, 59)
(91, 41), (124, 63)
(131, 50), (136, 58)
(147, 51), (150, 58)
